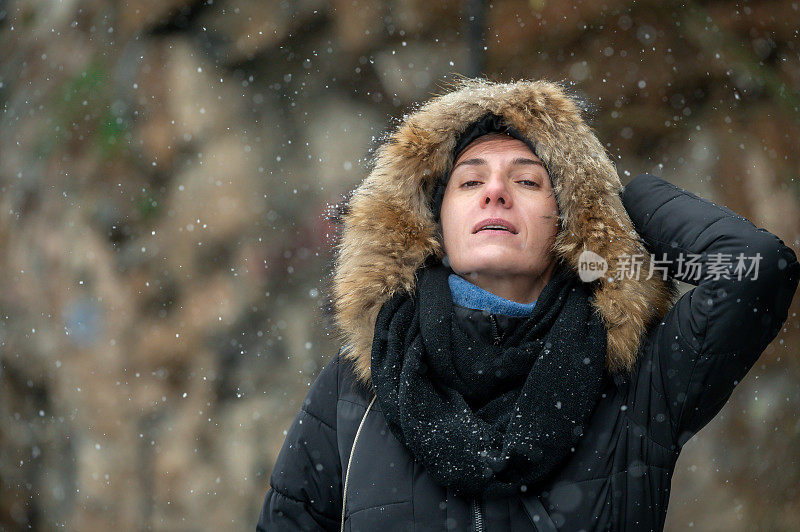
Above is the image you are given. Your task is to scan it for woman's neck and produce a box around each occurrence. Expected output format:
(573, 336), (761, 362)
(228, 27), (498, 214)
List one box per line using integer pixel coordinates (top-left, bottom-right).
(456, 261), (557, 304)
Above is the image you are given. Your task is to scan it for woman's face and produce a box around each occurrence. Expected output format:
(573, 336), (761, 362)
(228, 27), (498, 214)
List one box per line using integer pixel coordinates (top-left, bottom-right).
(440, 135), (560, 294)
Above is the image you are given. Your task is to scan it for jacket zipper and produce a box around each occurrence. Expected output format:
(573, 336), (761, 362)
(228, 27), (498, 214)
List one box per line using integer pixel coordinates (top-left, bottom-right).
(488, 314), (503, 345)
(477, 316), (497, 531)
(471, 498), (484, 532)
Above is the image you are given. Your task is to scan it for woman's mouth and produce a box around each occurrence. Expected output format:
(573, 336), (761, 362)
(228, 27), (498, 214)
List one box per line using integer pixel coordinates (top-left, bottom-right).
(472, 218), (518, 234)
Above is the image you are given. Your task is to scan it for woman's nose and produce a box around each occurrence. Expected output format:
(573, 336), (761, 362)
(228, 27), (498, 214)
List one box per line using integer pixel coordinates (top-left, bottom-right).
(483, 177), (511, 207)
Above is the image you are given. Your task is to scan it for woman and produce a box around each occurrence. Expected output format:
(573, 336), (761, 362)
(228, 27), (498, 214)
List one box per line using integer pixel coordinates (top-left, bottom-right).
(257, 79), (799, 531)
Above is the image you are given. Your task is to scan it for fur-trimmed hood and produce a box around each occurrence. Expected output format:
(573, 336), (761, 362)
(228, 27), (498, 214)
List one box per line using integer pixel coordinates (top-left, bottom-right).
(332, 78), (678, 386)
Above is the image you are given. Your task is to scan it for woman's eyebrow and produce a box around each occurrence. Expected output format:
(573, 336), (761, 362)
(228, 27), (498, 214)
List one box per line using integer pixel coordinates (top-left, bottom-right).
(451, 158), (486, 172)
(510, 157), (546, 168)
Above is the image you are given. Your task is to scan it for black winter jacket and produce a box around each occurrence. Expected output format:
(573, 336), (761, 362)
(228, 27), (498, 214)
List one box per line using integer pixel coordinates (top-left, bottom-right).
(258, 173), (799, 531)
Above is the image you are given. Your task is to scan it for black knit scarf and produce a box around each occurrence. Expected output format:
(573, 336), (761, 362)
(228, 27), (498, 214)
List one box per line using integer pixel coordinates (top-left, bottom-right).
(370, 260), (607, 499)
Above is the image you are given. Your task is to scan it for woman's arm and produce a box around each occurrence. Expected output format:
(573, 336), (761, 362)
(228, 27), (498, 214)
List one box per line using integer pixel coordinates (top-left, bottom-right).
(620, 173), (800, 448)
(256, 353), (343, 531)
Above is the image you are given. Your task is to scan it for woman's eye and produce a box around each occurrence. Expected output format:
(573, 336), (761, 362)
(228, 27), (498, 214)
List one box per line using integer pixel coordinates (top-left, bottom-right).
(461, 180), (481, 187)
(517, 179), (539, 187)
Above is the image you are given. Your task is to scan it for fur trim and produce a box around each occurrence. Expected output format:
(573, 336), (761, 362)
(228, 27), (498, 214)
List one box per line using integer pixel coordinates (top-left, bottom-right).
(332, 78), (678, 386)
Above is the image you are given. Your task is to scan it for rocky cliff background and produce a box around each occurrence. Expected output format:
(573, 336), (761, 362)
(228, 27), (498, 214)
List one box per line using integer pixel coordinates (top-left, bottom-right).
(1, 0), (798, 529)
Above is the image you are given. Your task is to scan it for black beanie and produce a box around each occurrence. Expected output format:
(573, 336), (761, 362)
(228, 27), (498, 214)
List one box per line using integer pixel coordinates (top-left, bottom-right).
(429, 113), (547, 223)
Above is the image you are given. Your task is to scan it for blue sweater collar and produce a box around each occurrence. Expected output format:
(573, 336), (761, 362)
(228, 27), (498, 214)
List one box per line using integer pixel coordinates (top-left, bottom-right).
(448, 273), (537, 317)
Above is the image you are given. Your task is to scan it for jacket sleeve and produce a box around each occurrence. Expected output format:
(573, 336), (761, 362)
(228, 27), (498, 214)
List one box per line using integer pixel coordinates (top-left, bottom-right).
(620, 173), (800, 448)
(256, 352), (343, 531)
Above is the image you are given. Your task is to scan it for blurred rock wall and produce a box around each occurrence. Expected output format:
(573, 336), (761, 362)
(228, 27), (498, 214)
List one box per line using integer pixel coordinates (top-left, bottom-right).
(0, 0), (798, 529)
